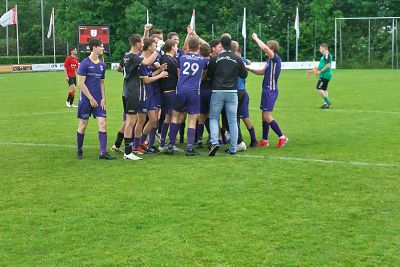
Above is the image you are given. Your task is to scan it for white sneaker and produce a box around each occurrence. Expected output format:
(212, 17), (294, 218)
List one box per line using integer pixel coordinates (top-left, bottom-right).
(173, 145), (183, 152)
(70, 104), (78, 108)
(236, 141), (247, 152)
(66, 101), (71, 108)
(124, 153), (142, 160)
(111, 145), (124, 154)
(158, 146), (166, 152)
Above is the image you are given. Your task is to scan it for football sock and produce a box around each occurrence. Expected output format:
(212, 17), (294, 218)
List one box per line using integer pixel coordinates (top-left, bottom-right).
(197, 124), (204, 142)
(133, 137), (140, 149)
(248, 127), (257, 143)
(124, 137), (133, 155)
(187, 128), (196, 148)
(160, 122), (169, 147)
(98, 131), (107, 156)
(262, 121), (270, 140)
(148, 128), (156, 148)
(140, 133), (147, 144)
(205, 118), (210, 134)
(77, 132), (84, 154)
(269, 120), (283, 138)
(323, 96), (331, 104)
(168, 123), (180, 146)
(115, 131), (124, 148)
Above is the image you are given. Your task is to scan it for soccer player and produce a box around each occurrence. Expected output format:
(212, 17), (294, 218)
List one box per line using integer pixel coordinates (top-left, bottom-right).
(197, 40), (222, 148)
(207, 34), (248, 156)
(76, 39), (115, 160)
(167, 31), (186, 143)
(308, 43), (333, 109)
(64, 47), (79, 108)
(158, 40), (179, 152)
(165, 37), (208, 156)
(246, 33), (288, 149)
(135, 38), (168, 154)
(120, 34), (159, 160)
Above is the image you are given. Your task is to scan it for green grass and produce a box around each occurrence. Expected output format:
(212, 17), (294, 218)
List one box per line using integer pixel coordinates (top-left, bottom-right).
(0, 69), (399, 266)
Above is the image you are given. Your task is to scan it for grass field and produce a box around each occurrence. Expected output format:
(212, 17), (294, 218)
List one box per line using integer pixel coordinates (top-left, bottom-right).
(0, 69), (399, 266)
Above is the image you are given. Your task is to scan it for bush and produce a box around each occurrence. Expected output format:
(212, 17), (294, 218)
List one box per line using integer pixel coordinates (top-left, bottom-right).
(0, 56), (66, 65)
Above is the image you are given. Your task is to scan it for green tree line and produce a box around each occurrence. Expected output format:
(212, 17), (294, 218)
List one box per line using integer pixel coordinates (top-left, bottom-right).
(0, 0), (399, 68)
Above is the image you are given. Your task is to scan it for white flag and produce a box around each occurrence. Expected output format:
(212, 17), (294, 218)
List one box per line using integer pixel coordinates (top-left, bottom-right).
(0, 7), (17, 27)
(47, 8), (54, 38)
(190, 9), (195, 31)
(294, 7), (300, 39)
(242, 7), (246, 38)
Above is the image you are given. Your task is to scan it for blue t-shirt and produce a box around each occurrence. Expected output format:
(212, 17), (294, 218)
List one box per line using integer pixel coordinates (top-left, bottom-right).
(237, 57), (248, 91)
(262, 54), (281, 91)
(139, 64), (159, 100)
(176, 53), (208, 94)
(78, 57), (106, 101)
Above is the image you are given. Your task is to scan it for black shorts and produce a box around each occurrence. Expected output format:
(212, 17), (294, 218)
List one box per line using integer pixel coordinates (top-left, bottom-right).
(67, 76), (77, 86)
(316, 78), (330, 90)
(122, 96), (139, 115)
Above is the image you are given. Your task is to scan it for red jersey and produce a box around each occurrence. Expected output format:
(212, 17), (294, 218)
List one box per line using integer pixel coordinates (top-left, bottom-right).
(64, 56), (79, 77)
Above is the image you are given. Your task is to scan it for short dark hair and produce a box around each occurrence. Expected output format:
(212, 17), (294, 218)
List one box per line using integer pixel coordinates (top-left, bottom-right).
(129, 34), (142, 47)
(89, 39), (102, 52)
(220, 35), (231, 51)
(150, 29), (163, 35)
(320, 43), (329, 49)
(163, 39), (175, 53)
(143, 37), (156, 51)
(209, 39), (220, 49)
(188, 37), (200, 52)
(199, 43), (211, 57)
(167, 32), (179, 39)
(69, 47), (77, 54)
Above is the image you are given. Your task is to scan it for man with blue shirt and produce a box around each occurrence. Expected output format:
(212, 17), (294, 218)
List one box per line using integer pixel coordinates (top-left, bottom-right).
(76, 39), (115, 160)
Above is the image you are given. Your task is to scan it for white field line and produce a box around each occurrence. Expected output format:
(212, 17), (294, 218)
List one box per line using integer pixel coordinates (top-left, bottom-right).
(0, 141), (399, 168)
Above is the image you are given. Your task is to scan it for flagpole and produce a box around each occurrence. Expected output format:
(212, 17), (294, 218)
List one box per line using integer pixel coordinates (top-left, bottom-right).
(6, 0), (9, 56)
(16, 5), (19, 64)
(259, 22), (262, 61)
(41, 0), (44, 55)
(146, 9), (149, 25)
(242, 7), (246, 59)
(52, 8), (56, 63)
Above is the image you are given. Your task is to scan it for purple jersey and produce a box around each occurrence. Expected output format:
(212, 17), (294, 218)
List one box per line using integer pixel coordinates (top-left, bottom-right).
(139, 64), (158, 101)
(262, 54), (281, 92)
(78, 57), (106, 101)
(176, 53), (208, 94)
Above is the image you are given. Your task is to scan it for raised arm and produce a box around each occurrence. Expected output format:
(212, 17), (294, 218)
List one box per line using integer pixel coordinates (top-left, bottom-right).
(251, 33), (274, 59)
(143, 23), (152, 38)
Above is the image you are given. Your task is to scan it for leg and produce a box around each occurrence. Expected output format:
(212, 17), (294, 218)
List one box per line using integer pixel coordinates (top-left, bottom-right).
(124, 114), (138, 155)
(96, 117), (108, 157)
(134, 113), (147, 149)
(209, 93), (225, 146)
(168, 110), (181, 147)
(225, 93), (238, 153)
(77, 119), (88, 158)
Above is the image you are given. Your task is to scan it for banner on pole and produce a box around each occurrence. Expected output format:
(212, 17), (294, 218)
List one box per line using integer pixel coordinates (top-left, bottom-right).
(0, 7), (17, 27)
(47, 8), (54, 38)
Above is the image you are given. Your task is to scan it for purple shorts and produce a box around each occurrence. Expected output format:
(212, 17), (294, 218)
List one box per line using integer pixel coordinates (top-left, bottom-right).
(77, 98), (106, 120)
(239, 90), (250, 118)
(161, 91), (176, 115)
(260, 89), (278, 112)
(138, 97), (156, 113)
(173, 91), (200, 115)
(153, 90), (162, 108)
(200, 90), (211, 114)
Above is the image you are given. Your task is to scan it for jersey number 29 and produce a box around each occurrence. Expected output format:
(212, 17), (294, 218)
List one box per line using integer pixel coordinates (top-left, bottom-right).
(182, 62), (199, 76)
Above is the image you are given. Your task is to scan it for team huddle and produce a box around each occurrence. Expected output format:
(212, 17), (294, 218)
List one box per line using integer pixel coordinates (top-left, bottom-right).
(63, 24), (333, 160)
